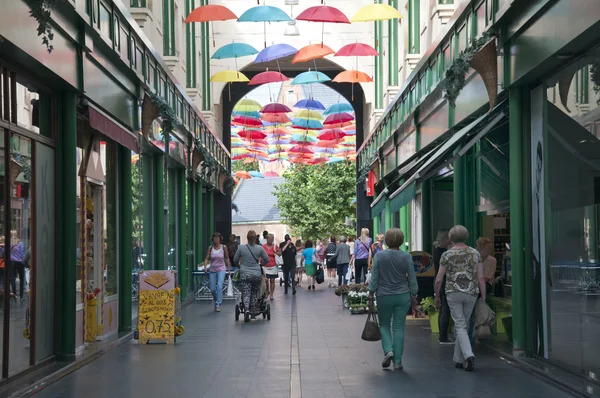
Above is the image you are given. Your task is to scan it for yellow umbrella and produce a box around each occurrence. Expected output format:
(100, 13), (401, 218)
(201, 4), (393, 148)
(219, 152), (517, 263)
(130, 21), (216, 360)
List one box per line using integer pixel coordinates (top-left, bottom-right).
(234, 98), (263, 113)
(350, 4), (403, 22)
(210, 70), (249, 100)
(290, 129), (319, 137)
(237, 98), (262, 109)
(295, 109), (324, 120)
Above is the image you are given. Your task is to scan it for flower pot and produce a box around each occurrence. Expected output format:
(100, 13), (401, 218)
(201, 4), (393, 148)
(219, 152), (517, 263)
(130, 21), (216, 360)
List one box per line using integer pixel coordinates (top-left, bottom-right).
(350, 307), (366, 314)
(85, 299), (98, 343)
(342, 294), (348, 308)
(428, 312), (439, 333)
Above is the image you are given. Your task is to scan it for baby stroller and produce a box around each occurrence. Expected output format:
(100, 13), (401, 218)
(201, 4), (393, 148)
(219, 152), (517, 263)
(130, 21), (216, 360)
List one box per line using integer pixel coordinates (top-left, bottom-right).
(235, 277), (271, 322)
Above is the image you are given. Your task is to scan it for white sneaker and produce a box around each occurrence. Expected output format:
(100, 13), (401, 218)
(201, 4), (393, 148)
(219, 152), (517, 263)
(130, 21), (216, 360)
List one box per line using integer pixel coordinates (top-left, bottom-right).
(394, 362), (403, 370)
(382, 351), (394, 368)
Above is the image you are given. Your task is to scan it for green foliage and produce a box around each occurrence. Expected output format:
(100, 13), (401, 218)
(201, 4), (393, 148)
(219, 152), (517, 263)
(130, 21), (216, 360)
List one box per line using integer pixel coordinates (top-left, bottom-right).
(232, 160), (260, 173)
(274, 163), (357, 240)
(590, 60), (600, 105)
(149, 92), (178, 135)
(224, 176), (236, 196)
(444, 32), (493, 107)
(29, 0), (63, 53)
(420, 296), (437, 315)
(13, 154), (31, 182)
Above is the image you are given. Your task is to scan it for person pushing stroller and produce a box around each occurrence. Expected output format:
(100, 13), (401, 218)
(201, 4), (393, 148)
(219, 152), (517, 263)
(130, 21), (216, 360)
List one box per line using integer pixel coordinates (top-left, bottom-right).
(233, 230), (270, 322)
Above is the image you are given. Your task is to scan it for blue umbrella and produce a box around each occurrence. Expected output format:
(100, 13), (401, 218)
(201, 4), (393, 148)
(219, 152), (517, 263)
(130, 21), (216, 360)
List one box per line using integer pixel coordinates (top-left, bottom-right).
(323, 103), (354, 116)
(238, 6), (293, 22)
(326, 157), (346, 164)
(212, 43), (259, 59)
(232, 110), (261, 118)
(291, 118), (323, 130)
(294, 99), (325, 110)
(254, 44), (298, 64)
(249, 171), (264, 178)
(291, 71), (331, 85)
(344, 129), (356, 135)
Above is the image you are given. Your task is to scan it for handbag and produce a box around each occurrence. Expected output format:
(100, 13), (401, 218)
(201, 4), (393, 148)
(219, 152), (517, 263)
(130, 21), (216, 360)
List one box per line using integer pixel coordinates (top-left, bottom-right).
(345, 266), (353, 282)
(226, 275), (234, 297)
(316, 266), (325, 284)
(361, 302), (382, 342)
(275, 254), (284, 266)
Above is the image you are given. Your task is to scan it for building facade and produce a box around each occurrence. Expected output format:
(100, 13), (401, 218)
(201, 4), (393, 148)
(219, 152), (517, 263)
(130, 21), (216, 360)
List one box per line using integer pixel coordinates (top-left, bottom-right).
(356, 0), (600, 394)
(0, 0), (230, 383)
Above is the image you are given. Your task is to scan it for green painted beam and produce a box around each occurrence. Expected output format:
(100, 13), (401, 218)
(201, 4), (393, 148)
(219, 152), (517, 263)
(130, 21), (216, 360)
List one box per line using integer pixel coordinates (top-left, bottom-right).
(178, 169), (187, 297)
(119, 145), (133, 332)
(186, 179), (194, 296)
(453, 155), (466, 227)
(197, 183), (204, 262)
(391, 0), (398, 86)
(385, 200), (392, 231)
(155, 156), (165, 270)
(422, 179), (432, 254)
(208, 189), (214, 237)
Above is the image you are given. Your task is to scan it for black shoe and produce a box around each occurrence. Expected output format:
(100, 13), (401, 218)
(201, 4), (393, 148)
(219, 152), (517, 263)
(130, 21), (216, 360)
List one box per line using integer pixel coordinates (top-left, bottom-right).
(465, 356), (475, 371)
(244, 312), (250, 323)
(285, 290), (288, 294)
(293, 289), (296, 295)
(455, 362), (464, 369)
(312, 285), (315, 290)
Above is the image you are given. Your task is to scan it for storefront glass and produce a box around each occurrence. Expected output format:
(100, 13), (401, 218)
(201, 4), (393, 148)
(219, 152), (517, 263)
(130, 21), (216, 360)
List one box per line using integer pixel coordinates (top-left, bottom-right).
(168, 168), (177, 271)
(540, 47), (600, 376)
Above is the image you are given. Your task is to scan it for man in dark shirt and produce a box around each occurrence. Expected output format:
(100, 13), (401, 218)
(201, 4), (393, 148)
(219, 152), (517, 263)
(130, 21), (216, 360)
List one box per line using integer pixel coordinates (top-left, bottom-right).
(279, 234), (297, 294)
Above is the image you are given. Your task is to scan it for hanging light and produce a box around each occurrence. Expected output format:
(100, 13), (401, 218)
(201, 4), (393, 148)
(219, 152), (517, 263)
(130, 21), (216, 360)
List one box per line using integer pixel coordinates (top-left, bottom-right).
(284, 20), (300, 36)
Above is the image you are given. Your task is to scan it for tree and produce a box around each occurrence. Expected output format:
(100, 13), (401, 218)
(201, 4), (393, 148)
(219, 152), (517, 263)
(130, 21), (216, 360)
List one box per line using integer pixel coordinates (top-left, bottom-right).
(232, 160), (259, 173)
(274, 163), (356, 240)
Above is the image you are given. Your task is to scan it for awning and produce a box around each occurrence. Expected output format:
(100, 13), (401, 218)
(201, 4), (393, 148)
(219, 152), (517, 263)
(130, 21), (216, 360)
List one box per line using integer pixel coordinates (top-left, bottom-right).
(389, 180), (416, 211)
(370, 189), (388, 218)
(388, 101), (508, 203)
(88, 105), (139, 153)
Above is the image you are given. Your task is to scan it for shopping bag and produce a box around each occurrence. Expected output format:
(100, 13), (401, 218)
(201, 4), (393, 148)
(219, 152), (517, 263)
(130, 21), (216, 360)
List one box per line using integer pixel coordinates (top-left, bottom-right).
(226, 274), (234, 297)
(316, 267), (325, 284)
(346, 266), (353, 282)
(275, 254), (284, 266)
(365, 271), (371, 285)
(361, 304), (382, 342)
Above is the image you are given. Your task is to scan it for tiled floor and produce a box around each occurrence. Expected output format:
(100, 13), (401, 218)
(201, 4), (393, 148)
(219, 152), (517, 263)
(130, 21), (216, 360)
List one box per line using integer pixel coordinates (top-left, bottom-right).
(32, 280), (573, 398)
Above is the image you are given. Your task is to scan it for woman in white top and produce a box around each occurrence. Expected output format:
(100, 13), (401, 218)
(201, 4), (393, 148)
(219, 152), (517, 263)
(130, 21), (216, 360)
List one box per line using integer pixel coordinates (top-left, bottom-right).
(476, 237), (497, 295)
(295, 239), (304, 287)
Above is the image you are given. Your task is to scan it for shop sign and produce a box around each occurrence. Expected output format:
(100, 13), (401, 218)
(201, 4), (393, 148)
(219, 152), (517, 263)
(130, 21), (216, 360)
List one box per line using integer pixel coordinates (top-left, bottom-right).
(366, 171), (375, 196)
(138, 270), (177, 344)
(410, 251), (435, 277)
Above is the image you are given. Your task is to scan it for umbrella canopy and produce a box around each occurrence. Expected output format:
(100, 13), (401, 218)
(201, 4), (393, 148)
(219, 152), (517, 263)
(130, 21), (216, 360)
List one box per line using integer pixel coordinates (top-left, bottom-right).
(289, 145), (315, 154)
(238, 5), (293, 22)
(294, 99), (325, 110)
(237, 130), (267, 140)
(248, 71), (288, 85)
(235, 170), (252, 179)
(350, 4), (403, 22)
(318, 128), (347, 140)
(333, 70), (373, 83)
(291, 118), (323, 130)
(263, 171), (280, 177)
(232, 115), (263, 127)
(262, 103), (292, 114)
(262, 113), (290, 124)
(234, 99), (262, 113)
(316, 140), (342, 148)
(323, 103), (354, 115)
(232, 110), (261, 118)
(335, 43), (379, 57)
(323, 120), (353, 129)
(291, 134), (318, 143)
(326, 157), (346, 164)
(185, 4), (237, 22)
(295, 6), (350, 23)
(292, 44), (335, 64)
(254, 44), (298, 63)
(324, 112), (354, 124)
(267, 127), (290, 136)
(211, 43), (258, 59)
(210, 70), (249, 82)
(249, 171), (264, 178)
(295, 109), (324, 120)
(291, 71), (331, 85)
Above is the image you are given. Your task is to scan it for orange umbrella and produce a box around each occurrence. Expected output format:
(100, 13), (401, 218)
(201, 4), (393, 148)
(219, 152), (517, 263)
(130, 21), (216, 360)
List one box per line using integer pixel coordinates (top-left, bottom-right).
(262, 113), (291, 124)
(292, 44), (335, 64)
(185, 5), (238, 47)
(235, 170), (252, 179)
(332, 70), (373, 100)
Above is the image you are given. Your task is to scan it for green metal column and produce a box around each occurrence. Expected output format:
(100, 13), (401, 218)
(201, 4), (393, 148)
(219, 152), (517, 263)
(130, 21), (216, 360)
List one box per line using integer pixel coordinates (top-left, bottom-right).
(178, 169), (187, 297)
(391, 0), (398, 86)
(422, 179), (432, 254)
(119, 146), (133, 332)
(196, 183), (204, 263)
(186, 179), (194, 297)
(142, 154), (153, 270)
(453, 155), (466, 227)
(509, 87), (527, 352)
(56, 91), (77, 359)
(155, 156), (165, 270)
(208, 189), (214, 236)
(403, 205), (411, 252)
(374, 0), (383, 109)
(384, 200), (392, 231)
(373, 215), (381, 235)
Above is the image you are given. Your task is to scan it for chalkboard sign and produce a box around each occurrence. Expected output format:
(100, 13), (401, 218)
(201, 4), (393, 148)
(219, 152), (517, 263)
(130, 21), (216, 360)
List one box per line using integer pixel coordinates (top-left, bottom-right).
(138, 270), (177, 344)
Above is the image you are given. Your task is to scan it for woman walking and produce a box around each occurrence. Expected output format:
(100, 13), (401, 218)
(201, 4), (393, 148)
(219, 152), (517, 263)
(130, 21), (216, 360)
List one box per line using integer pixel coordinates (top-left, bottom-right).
(330, 236), (351, 286)
(369, 228), (418, 370)
(351, 228), (372, 284)
(226, 234), (239, 272)
(295, 239), (305, 287)
(233, 230), (270, 322)
(203, 232), (231, 312)
(280, 234), (297, 294)
(302, 240), (317, 290)
(262, 234), (281, 301)
(433, 229), (453, 344)
(325, 236), (337, 279)
(435, 225), (486, 371)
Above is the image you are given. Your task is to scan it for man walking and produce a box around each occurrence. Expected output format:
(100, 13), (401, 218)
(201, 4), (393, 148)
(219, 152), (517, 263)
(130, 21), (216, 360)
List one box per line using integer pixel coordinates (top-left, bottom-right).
(280, 234), (297, 294)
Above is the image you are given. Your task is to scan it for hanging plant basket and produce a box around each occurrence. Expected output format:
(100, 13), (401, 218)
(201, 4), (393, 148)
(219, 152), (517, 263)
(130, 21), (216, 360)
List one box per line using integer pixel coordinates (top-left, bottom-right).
(190, 147), (205, 180)
(9, 158), (22, 187)
(470, 38), (499, 111)
(224, 176), (236, 196)
(141, 93), (159, 143)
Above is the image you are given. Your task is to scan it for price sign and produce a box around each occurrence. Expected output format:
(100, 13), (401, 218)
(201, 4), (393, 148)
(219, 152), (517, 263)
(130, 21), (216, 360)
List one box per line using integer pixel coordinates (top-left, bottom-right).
(138, 270), (177, 344)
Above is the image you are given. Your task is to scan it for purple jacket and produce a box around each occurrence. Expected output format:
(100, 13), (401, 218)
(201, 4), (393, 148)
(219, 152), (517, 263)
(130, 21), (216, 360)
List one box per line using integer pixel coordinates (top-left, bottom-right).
(354, 238), (372, 260)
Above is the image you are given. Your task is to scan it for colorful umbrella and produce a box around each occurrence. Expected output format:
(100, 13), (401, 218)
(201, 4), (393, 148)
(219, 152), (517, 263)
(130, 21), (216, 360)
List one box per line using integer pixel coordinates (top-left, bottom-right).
(238, 6), (293, 48)
(316, 140), (342, 148)
(254, 44), (298, 64)
(323, 103), (354, 115)
(267, 127), (290, 136)
(318, 128), (347, 141)
(326, 157), (346, 164)
(262, 113), (290, 124)
(263, 171), (280, 177)
(295, 109), (324, 120)
(291, 118), (323, 130)
(291, 71), (331, 85)
(237, 130), (267, 140)
(350, 4), (403, 22)
(211, 70), (249, 100)
(289, 145), (315, 154)
(185, 4), (238, 46)
(232, 110), (261, 118)
(332, 70), (373, 100)
(211, 43), (258, 59)
(235, 170), (252, 179)
(248, 71), (288, 85)
(324, 112), (354, 124)
(232, 115), (263, 127)
(291, 134), (318, 143)
(249, 171), (264, 178)
(234, 99), (262, 113)
(292, 44), (335, 64)
(335, 43), (379, 57)
(296, 6), (350, 45)
(262, 103), (292, 114)
(323, 120), (353, 129)
(294, 99), (325, 110)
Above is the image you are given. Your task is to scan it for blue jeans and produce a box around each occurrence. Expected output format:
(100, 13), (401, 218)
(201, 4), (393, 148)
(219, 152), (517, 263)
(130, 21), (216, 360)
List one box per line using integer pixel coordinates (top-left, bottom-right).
(337, 263), (349, 286)
(210, 270), (226, 307)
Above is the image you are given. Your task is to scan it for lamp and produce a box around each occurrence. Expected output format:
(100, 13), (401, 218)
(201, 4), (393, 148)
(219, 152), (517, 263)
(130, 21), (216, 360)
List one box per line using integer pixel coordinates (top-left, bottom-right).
(284, 21), (300, 36)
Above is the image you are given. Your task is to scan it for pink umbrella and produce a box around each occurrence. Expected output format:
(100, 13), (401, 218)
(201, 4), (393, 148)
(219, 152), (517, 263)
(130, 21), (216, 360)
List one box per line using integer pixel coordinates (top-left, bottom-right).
(238, 130), (267, 140)
(263, 171), (280, 177)
(324, 112), (354, 125)
(248, 71), (288, 86)
(262, 103), (292, 114)
(318, 128), (347, 141)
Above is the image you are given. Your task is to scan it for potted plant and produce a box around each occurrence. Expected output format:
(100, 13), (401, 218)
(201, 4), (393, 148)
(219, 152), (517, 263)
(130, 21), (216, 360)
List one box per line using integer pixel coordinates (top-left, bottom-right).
(346, 291), (370, 314)
(334, 285), (350, 306)
(420, 297), (439, 333)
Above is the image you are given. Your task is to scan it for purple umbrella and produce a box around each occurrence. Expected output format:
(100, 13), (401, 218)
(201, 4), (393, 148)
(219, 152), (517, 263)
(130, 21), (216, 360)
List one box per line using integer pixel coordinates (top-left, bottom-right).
(254, 44), (298, 64)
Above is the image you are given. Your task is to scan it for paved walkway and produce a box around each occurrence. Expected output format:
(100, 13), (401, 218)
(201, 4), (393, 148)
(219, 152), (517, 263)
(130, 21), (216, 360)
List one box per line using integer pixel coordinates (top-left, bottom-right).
(32, 281), (571, 398)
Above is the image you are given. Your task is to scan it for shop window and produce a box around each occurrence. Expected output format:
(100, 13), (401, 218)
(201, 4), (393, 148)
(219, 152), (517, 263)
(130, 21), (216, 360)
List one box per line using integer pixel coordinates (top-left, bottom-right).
(99, 3), (112, 40)
(476, 2), (486, 36)
(119, 26), (129, 60)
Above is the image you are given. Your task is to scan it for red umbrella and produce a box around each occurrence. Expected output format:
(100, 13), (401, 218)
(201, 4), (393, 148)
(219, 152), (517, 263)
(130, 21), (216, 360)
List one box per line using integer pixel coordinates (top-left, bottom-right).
(310, 157), (328, 165)
(316, 140), (342, 148)
(249, 71), (288, 86)
(185, 5), (237, 22)
(318, 128), (347, 140)
(232, 115), (263, 128)
(324, 112), (354, 125)
(237, 130), (267, 140)
(291, 124), (323, 131)
(263, 171), (280, 177)
(323, 121), (354, 129)
(334, 43), (379, 57)
(296, 6), (350, 23)
(232, 154), (249, 160)
(262, 103), (292, 114)
(262, 113), (290, 124)
(267, 127), (290, 136)
(290, 145), (315, 154)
